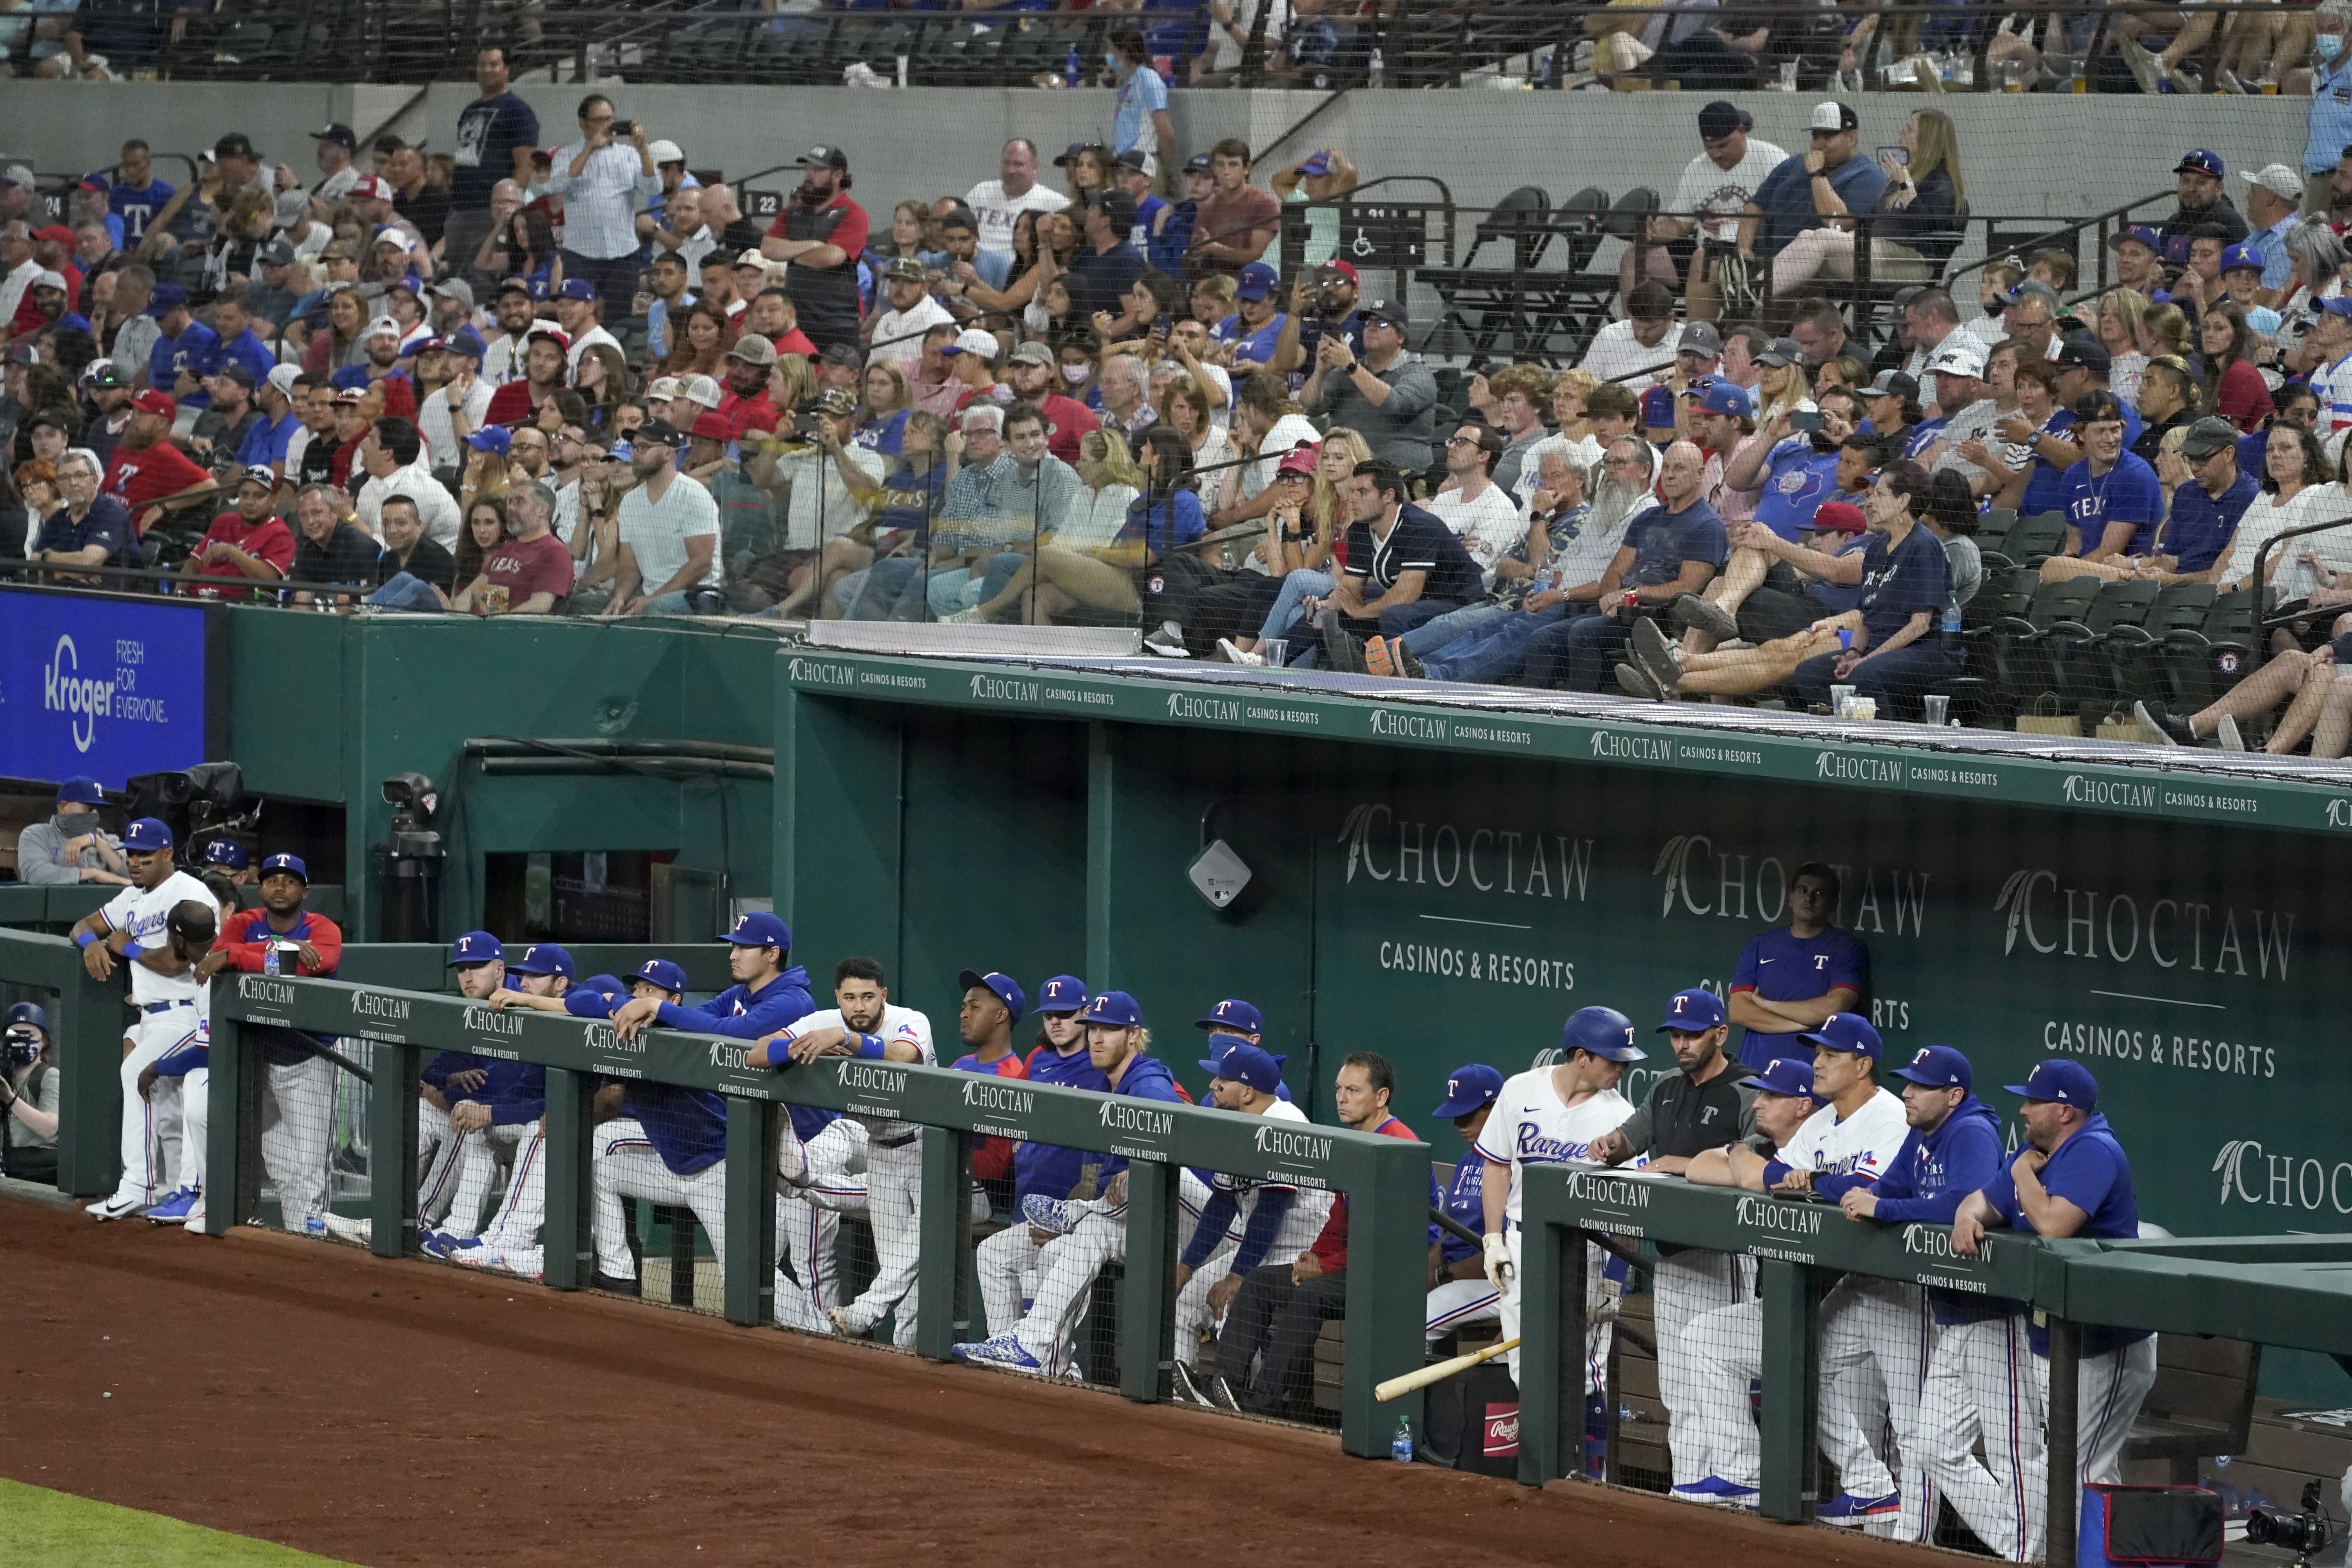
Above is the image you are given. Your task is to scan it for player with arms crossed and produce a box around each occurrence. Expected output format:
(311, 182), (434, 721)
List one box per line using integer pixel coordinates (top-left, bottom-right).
(1827, 1044), (2002, 1539)
(1592, 988), (1758, 1501)
(1477, 1006), (1642, 1388)
(975, 976), (1111, 1343)
(76, 818), (215, 1220)
(1726, 862), (1867, 1071)
(1936, 1060), (2154, 1564)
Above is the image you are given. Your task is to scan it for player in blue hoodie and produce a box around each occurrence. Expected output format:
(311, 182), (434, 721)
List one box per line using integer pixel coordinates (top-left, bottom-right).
(590, 916), (815, 1296)
(951, 990), (1194, 1376)
(1819, 1044), (2003, 1540)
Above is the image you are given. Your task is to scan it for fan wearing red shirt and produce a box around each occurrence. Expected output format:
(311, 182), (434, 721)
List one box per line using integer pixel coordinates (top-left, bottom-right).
(1187, 1051), (1420, 1416)
(713, 333), (784, 438)
(9, 226), (82, 336)
(483, 327), (572, 427)
(180, 466), (295, 599)
(450, 480), (572, 615)
(103, 390), (220, 533)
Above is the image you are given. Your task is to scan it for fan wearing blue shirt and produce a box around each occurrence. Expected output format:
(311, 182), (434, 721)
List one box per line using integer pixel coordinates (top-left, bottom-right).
(111, 141), (174, 244)
(1788, 460), (1955, 713)
(2042, 411), (2249, 586)
(145, 283), (221, 410)
(1748, 100), (1889, 259)
(1221, 263), (1288, 372)
(1945, 1059), (2154, 1564)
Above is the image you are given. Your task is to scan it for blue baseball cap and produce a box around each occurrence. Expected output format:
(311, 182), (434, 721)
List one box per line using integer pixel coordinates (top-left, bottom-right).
(724, 911), (792, 950)
(199, 840), (250, 870)
(2320, 296), (2352, 320)
(1431, 1063), (1504, 1118)
(508, 942), (575, 978)
(1742, 1056), (1817, 1098)
(2108, 224), (2161, 256)
(1300, 151), (1334, 177)
(466, 425), (512, 454)
(556, 276), (599, 301)
(445, 327), (487, 362)
(1695, 381), (1753, 419)
(2005, 1058), (2099, 1109)
(633, 957), (688, 995)
(1196, 998), (1263, 1034)
(54, 775), (104, 806)
(1234, 262), (1278, 302)
(1201, 1036), (1285, 1094)
(447, 930), (504, 966)
(260, 853), (308, 883)
(146, 281), (189, 316)
(957, 968), (1025, 1025)
(1891, 1044), (1972, 1092)
(123, 817), (174, 852)
(1036, 975), (1089, 1013)
(2174, 149), (2225, 179)
(4, 1002), (51, 1033)
(2220, 241), (2263, 275)
(577, 973), (626, 999)
(1641, 384), (1677, 429)
(1801, 1012), (1883, 1061)
(1082, 989), (1144, 1028)
(1656, 987), (1727, 1033)
(1563, 1005), (1645, 1062)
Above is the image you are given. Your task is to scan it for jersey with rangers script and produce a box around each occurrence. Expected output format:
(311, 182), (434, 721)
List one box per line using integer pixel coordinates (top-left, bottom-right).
(1474, 1070), (1637, 1223)
(1772, 1087), (1907, 1198)
(786, 1004), (935, 1142)
(98, 871), (215, 1006)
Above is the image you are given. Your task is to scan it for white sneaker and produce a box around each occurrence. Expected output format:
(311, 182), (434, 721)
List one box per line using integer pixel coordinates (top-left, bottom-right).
(1215, 638), (1265, 666)
(89, 1192), (146, 1221)
(938, 608), (985, 625)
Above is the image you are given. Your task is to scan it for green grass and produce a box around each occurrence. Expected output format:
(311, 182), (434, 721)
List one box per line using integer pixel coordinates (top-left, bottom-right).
(0, 1479), (360, 1566)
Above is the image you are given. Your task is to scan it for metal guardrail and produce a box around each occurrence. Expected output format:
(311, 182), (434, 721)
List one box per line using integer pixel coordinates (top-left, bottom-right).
(201, 969), (1432, 1457)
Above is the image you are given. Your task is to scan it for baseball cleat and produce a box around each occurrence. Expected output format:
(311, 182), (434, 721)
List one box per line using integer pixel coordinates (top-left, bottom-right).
(1818, 1490), (1899, 1524)
(950, 1334), (1043, 1371)
(590, 1269), (642, 1298)
(89, 1192), (147, 1221)
(1670, 1477), (1759, 1508)
(1019, 1194), (1085, 1236)
(1672, 593), (1739, 640)
(142, 1187), (200, 1224)
(421, 1232), (481, 1261)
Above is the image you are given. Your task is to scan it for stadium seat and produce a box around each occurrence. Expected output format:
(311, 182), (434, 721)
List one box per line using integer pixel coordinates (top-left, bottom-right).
(2004, 511), (2069, 566)
(1941, 566), (2039, 726)
(1989, 575), (2099, 719)
(2100, 580), (2216, 710)
(2161, 588), (2262, 716)
(2047, 578), (2160, 716)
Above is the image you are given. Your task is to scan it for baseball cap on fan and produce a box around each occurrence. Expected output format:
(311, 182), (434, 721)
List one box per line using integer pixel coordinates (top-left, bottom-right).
(1809, 100), (1859, 134)
(794, 145), (849, 171)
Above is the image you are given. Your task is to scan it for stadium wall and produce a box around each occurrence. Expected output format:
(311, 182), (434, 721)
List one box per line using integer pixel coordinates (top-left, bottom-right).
(6, 83), (2311, 231)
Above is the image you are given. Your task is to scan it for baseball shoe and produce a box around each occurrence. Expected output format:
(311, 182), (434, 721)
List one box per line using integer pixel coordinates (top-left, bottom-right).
(590, 1269), (642, 1298)
(1142, 621), (1191, 658)
(88, 1192), (147, 1221)
(825, 1307), (868, 1338)
(143, 1188), (200, 1225)
(1019, 1194), (1085, 1236)
(1672, 593), (1739, 640)
(1630, 614), (1681, 694)
(1615, 662), (1666, 702)
(1818, 1490), (1900, 1525)
(319, 1212), (372, 1244)
(950, 1334), (1043, 1371)
(2217, 713), (2246, 751)
(1670, 1477), (1759, 1508)
(1203, 1372), (1244, 1413)
(421, 1232), (482, 1261)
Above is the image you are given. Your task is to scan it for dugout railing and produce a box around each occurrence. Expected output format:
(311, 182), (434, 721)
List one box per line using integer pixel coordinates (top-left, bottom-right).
(1519, 1167), (2352, 1566)
(199, 971), (1432, 1459)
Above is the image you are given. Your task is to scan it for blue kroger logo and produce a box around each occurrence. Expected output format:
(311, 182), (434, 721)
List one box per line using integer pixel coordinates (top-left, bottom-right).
(43, 636), (114, 753)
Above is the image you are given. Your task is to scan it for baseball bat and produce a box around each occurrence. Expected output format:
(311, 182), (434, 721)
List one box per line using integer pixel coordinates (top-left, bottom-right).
(1376, 1336), (1521, 1403)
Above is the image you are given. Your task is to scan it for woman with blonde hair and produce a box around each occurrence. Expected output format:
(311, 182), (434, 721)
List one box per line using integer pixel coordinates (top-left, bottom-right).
(1771, 108), (1966, 293)
(2097, 289), (2151, 404)
(767, 353), (816, 418)
(2138, 303), (2193, 363)
(1217, 428), (1372, 662)
(459, 431), (516, 514)
(1752, 345), (1813, 425)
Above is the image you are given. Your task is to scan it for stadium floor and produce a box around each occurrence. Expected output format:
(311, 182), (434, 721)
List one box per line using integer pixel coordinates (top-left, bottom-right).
(0, 1198), (1934, 1567)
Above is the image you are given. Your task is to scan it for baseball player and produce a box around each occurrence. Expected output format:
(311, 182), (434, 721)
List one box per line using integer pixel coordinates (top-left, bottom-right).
(1195, 998), (1293, 1102)
(1935, 1059), (2154, 1564)
(975, 976), (1111, 1341)
(1726, 862), (1869, 1071)
(943, 969), (1031, 1213)
(451, 965), (671, 1278)
(751, 955), (933, 1341)
(1823, 1044), (2002, 1539)
(197, 838), (255, 884)
(407, 930), (511, 1238)
(421, 944), (564, 1255)
(590, 921), (817, 1295)
(1671, 1055), (1820, 1503)
(1591, 988), (1759, 1500)
(1171, 1038), (1335, 1387)
(1477, 1005), (1643, 1387)
(1423, 1063), (1507, 1343)
(951, 990), (1196, 1376)
(73, 817), (215, 1220)
(132, 897), (225, 1225)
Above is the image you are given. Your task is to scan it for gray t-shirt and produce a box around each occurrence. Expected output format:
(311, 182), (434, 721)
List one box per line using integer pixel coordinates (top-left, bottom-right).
(5, 1060), (59, 1152)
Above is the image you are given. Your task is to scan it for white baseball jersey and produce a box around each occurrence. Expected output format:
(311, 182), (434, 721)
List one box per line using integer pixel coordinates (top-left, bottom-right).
(98, 871), (214, 1007)
(1776, 1087), (1907, 1184)
(783, 1004), (934, 1140)
(1475, 1071), (1637, 1223)
(1210, 1098), (1337, 1258)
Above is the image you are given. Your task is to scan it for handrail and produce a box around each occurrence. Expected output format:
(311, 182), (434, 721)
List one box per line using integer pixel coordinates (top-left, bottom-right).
(2249, 513), (2352, 628)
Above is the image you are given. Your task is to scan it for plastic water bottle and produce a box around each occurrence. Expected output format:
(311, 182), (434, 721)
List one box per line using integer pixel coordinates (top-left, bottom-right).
(263, 942), (280, 977)
(1391, 1417), (1414, 1463)
(1368, 48), (1384, 87)
(1065, 43), (1081, 86)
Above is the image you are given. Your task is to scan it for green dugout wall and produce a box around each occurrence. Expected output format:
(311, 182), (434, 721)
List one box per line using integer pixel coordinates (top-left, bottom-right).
(779, 651), (2352, 1401)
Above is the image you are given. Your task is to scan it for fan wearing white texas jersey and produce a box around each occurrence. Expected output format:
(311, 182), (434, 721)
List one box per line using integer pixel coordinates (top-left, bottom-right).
(1477, 1005), (1645, 1382)
(753, 956), (935, 1343)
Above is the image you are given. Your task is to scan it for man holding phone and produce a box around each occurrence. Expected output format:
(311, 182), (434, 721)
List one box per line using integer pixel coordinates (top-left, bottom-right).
(548, 93), (661, 327)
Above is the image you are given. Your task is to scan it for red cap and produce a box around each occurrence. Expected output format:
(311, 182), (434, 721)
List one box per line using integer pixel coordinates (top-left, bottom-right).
(689, 411), (734, 442)
(1319, 260), (1359, 284)
(130, 388), (176, 420)
(350, 174), (395, 201)
(34, 224), (75, 248)
(1274, 444), (1320, 479)
(1811, 500), (1867, 535)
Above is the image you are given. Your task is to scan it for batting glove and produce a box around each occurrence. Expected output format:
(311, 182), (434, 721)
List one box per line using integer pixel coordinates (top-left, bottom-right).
(1482, 1232), (1513, 1289)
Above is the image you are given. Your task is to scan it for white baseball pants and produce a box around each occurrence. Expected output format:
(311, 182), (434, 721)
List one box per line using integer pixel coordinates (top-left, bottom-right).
(1655, 1250), (1752, 1490)
(591, 1118), (728, 1285)
(107, 1006), (197, 1205)
(1425, 1279), (1502, 1341)
(1008, 1170), (1210, 1374)
(1818, 1277), (1936, 1539)
(775, 1116), (868, 1334)
(262, 1054), (337, 1231)
(445, 1122), (529, 1239)
(1681, 1297), (1764, 1489)
(1491, 1225), (1617, 1389)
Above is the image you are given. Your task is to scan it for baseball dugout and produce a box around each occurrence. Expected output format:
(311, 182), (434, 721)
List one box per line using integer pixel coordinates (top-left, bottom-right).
(1516, 1169), (2352, 1567)
(199, 972), (1432, 1459)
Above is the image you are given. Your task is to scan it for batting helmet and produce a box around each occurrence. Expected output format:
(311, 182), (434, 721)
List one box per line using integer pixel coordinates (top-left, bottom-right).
(1562, 1005), (1645, 1062)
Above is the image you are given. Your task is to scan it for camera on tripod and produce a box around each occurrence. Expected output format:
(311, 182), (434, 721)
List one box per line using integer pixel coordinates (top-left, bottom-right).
(2247, 1480), (2333, 1563)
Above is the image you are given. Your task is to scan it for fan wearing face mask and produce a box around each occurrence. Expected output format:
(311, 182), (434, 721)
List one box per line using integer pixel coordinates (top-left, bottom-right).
(17, 775), (132, 887)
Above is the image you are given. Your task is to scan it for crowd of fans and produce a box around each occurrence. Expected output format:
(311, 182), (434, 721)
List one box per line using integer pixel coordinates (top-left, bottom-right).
(4, 59), (2352, 753)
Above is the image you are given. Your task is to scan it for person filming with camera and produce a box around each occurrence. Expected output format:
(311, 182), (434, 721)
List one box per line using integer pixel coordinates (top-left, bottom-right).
(0, 1003), (62, 1186)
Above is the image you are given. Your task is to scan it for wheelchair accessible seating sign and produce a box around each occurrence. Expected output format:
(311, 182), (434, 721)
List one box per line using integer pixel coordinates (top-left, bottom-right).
(0, 590), (207, 789)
